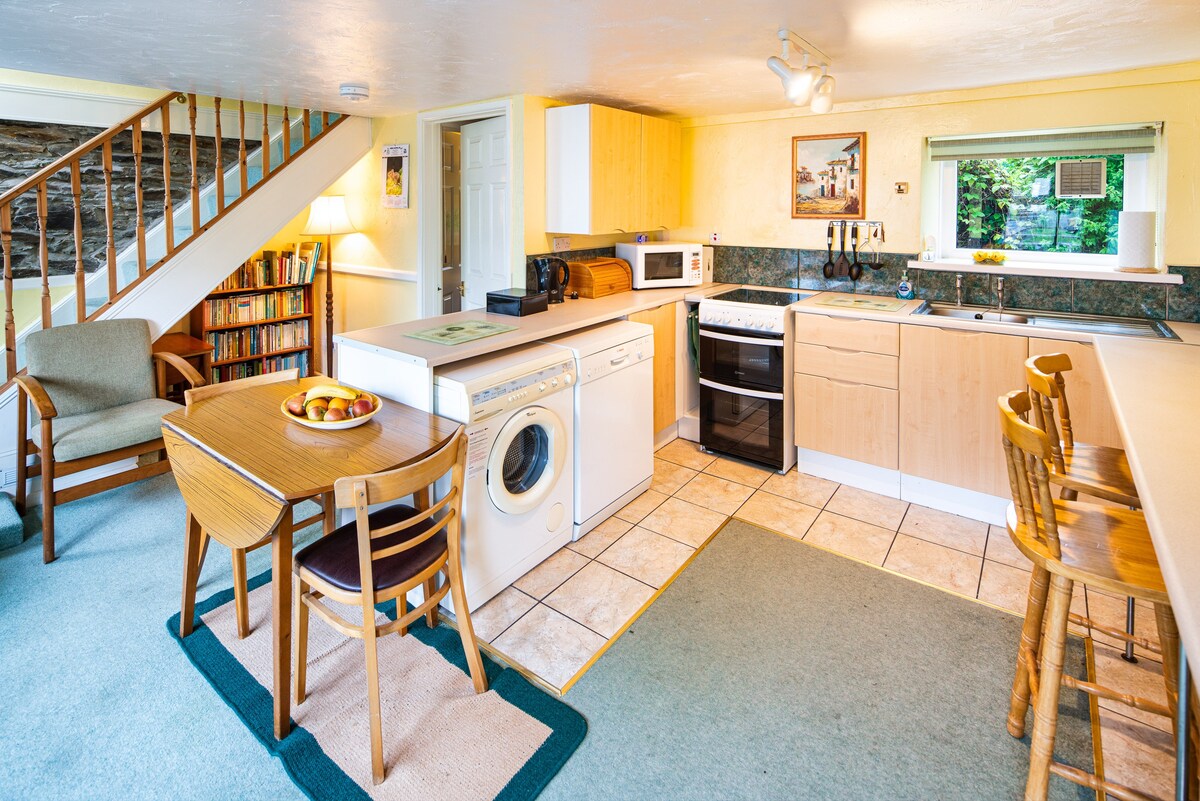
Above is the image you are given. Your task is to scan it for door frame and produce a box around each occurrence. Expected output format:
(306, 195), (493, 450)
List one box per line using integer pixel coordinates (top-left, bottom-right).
(416, 98), (520, 318)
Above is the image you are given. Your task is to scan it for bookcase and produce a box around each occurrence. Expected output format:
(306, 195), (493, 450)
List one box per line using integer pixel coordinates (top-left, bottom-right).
(190, 242), (321, 384)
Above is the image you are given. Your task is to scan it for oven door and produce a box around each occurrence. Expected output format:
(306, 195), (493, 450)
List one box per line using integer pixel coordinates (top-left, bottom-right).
(698, 325), (785, 392)
(699, 379), (786, 471)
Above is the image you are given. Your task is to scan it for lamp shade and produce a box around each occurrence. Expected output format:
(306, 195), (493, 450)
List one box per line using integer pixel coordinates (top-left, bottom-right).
(302, 195), (356, 236)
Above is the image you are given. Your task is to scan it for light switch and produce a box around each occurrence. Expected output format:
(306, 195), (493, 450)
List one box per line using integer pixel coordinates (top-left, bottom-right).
(894, 182), (909, 194)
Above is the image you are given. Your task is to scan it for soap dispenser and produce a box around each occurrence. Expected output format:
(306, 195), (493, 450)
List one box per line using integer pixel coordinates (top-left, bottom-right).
(896, 269), (915, 300)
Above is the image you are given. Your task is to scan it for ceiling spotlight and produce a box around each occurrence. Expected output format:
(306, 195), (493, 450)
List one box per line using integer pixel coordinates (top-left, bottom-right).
(811, 68), (835, 114)
(339, 83), (370, 102)
(767, 29), (834, 112)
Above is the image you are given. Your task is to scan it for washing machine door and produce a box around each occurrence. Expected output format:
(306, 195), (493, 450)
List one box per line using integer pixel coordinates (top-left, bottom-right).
(487, 405), (567, 515)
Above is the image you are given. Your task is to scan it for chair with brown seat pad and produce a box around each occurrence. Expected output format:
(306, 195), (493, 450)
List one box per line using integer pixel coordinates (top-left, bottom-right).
(184, 368), (335, 639)
(999, 389), (1183, 801)
(292, 425), (486, 785)
(1025, 352), (1140, 508)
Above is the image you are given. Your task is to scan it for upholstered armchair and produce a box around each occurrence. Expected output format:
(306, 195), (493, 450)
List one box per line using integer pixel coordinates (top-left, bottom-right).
(14, 319), (204, 563)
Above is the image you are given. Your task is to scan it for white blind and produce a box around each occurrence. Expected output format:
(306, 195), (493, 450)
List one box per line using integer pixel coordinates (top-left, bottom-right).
(928, 124), (1160, 161)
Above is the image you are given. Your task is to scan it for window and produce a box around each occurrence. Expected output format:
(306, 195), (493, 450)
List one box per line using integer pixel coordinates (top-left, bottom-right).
(928, 124), (1161, 268)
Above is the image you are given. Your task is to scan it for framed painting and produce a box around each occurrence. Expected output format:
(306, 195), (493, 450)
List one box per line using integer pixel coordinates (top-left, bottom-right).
(791, 132), (866, 219)
(382, 144), (409, 208)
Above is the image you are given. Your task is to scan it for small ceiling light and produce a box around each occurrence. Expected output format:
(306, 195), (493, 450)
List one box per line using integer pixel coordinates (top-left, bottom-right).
(339, 83), (370, 102)
(811, 67), (836, 114)
(767, 29), (834, 112)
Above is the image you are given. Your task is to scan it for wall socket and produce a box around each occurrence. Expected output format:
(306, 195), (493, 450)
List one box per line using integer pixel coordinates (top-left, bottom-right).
(710, 232), (721, 244)
(552, 236), (571, 252)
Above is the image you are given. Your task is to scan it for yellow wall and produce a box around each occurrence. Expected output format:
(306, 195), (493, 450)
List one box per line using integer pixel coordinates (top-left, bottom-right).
(674, 62), (1200, 265)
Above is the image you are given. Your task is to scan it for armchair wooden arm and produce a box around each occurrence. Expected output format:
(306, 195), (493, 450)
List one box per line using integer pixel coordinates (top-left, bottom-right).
(14, 374), (57, 420)
(152, 351), (206, 398)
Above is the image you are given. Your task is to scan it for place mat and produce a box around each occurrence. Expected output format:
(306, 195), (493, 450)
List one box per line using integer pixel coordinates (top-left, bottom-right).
(813, 295), (908, 312)
(405, 321), (517, 346)
(168, 571), (586, 801)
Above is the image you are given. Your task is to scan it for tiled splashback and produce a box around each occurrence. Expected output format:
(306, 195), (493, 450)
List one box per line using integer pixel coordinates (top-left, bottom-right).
(713, 246), (1200, 323)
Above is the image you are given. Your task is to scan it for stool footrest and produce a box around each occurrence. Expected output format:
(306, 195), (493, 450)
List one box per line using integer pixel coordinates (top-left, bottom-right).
(1060, 674), (1172, 718)
(1069, 612), (1162, 654)
(1049, 760), (1164, 801)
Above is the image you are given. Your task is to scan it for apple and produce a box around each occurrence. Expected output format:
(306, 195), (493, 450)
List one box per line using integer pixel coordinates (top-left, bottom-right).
(306, 404), (326, 421)
(285, 393), (306, 416)
(351, 398), (375, 418)
(323, 407), (348, 422)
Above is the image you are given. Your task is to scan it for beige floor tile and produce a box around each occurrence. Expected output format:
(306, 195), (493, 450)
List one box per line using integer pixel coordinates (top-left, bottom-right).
(544, 561), (655, 638)
(674, 473), (755, 515)
(567, 516), (633, 559)
(1086, 589), (1161, 659)
(760, 469), (839, 508)
(984, 525), (1031, 570)
(491, 604), (607, 690)
(512, 548), (590, 600)
(824, 485), (909, 530)
(734, 490), (820, 541)
(976, 559), (1032, 615)
(1098, 708), (1175, 801)
(883, 533), (983, 596)
(614, 489), (669, 524)
(638, 496), (728, 548)
(596, 526), (695, 588)
(1092, 643), (1171, 733)
(704, 457), (771, 488)
(655, 438), (716, 470)
(649, 458), (698, 496)
(898, 505), (989, 556)
(803, 511), (897, 566)
(468, 586), (537, 643)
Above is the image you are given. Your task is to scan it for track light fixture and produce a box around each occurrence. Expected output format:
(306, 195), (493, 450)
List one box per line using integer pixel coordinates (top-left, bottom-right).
(767, 29), (835, 113)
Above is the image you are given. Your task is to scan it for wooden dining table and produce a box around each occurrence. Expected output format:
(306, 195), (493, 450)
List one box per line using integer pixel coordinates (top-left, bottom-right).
(162, 375), (460, 739)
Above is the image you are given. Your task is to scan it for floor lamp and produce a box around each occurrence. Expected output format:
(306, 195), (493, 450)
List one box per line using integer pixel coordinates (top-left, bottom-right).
(301, 196), (356, 376)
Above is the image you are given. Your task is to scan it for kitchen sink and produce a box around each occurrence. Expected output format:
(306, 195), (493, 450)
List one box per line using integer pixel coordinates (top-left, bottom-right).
(915, 302), (1178, 339)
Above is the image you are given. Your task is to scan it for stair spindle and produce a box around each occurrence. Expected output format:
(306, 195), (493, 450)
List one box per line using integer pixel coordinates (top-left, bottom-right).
(162, 101), (174, 254)
(103, 141), (117, 303)
(133, 118), (147, 277)
(238, 101), (248, 197)
(323, 111), (331, 129)
(214, 97), (225, 215)
(302, 109), (311, 146)
(70, 162), (85, 322)
(1, 203), (14, 379)
(262, 103), (271, 176)
(188, 93), (200, 234)
(35, 182), (50, 330)
(281, 106), (290, 163)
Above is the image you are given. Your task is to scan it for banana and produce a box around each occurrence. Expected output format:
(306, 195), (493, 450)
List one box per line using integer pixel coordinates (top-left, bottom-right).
(304, 383), (360, 401)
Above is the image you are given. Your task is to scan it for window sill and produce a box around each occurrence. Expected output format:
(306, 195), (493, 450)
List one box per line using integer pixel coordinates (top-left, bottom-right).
(906, 259), (1182, 285)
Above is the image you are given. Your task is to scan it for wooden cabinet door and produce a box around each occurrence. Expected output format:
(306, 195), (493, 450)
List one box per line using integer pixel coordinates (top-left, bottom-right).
(628, 303), (677, 433)
(639, 115), (681, 230)
(1028, 338), (1123, 450)
(796, 374), (898, 469)
(899, 326), (1027, 497)
(589, 105), (642, 234)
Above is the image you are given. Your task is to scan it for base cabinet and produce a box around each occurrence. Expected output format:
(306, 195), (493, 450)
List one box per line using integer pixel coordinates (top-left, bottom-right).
(796, 374), (898, 469)
(628, 303), (677, 434)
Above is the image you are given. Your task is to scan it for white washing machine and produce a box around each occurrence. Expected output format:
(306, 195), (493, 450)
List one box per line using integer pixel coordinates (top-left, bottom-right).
(433, 343), (576, 611)
(545, 321), (655, 539)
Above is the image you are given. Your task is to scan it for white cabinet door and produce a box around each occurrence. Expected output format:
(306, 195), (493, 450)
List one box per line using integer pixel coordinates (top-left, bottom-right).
(461, 116), (510, 309)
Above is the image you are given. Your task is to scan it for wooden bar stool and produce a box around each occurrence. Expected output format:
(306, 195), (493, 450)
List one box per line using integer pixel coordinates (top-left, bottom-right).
(999, 390), (1183, 801)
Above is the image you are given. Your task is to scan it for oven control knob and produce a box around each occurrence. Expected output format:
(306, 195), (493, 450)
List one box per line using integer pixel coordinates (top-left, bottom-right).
(551, 377), (559, 387)
(564, 373), (574, 385)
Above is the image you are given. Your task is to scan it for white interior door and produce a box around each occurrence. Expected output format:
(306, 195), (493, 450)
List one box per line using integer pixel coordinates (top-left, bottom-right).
(461, 116), (510, 310)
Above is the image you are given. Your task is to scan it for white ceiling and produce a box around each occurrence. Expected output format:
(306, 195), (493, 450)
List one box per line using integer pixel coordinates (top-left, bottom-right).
(2, 0), (1199, 118)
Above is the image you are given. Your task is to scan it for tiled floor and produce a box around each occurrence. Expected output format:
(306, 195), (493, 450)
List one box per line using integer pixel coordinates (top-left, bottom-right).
(471, 438), (1176, 795)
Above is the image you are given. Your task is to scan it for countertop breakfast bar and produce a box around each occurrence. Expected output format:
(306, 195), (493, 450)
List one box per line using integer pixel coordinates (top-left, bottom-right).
(1095, 336), (1200, 797)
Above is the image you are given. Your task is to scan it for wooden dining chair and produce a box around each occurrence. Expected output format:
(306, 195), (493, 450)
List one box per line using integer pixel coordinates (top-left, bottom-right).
(999, 389), (1183, 801)
(1025, 353), (1140, 508)
(184, 368), (334, 639)
(292, 425), (487, 785)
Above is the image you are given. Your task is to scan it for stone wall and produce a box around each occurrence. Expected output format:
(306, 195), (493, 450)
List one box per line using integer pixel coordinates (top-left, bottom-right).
(0, 119), (243, 279)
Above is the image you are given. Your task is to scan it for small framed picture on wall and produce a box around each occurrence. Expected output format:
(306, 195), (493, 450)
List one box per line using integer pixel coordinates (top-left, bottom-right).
(791, 132), (866, 219)
(382, 144), (409, 209)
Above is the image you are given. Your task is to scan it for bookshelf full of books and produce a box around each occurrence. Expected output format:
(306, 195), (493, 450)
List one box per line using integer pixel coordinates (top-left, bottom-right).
(191, 244), (319, 384)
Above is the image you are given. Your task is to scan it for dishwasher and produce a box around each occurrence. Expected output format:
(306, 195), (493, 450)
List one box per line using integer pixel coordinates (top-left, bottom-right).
(544, 321), (655, 539)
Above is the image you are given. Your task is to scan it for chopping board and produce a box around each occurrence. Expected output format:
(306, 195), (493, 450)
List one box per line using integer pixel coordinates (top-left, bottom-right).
(566, 257), (632, 298)
(814, 296), (908, 313)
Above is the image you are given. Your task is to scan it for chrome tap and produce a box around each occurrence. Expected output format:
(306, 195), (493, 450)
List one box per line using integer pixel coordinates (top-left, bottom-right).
(995, 276), (1006, 315)
(955, 274), (964, 307)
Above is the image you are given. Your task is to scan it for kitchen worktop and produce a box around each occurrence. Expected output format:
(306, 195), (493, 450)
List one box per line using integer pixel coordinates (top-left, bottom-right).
(335, 284), (733, 367)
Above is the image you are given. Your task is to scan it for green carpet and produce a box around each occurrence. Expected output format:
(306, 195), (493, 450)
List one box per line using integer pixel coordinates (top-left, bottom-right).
(539, 519), (1094, 801)
(169, 570), (586, 801)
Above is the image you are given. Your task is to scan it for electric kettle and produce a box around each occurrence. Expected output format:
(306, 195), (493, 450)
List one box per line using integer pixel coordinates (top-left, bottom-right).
(533, 256), (570, 304)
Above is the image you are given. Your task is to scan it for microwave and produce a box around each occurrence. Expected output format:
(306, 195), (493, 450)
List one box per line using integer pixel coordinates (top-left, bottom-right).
(616, 242), (704, 289)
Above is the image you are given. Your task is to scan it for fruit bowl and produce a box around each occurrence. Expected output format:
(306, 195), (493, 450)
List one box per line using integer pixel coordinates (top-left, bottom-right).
(280, 384), (381, 430)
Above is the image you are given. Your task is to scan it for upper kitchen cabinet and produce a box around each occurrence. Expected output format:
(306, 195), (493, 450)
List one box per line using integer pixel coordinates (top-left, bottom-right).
(545, 104), (681, 235)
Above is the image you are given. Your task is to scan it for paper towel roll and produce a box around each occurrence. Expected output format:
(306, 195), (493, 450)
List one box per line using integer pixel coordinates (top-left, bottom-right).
(1116, 211), (1157, 273)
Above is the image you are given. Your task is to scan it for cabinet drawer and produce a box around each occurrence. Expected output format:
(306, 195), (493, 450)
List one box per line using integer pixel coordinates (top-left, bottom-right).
(794, 343), (898, 389)
(795, 374), (898, 469)
(794, 313), (899, 355)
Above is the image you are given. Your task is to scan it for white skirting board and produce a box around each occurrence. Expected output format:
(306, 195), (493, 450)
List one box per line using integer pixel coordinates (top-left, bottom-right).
(677, 408), (700, 443)
(796, 448), (1008, 526)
